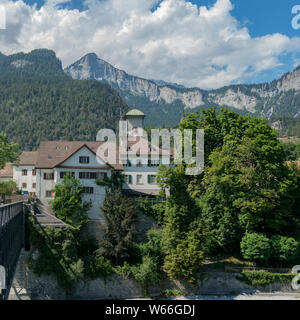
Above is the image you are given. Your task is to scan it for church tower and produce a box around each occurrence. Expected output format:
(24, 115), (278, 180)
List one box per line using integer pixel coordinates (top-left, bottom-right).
(123, 109), (145, 136)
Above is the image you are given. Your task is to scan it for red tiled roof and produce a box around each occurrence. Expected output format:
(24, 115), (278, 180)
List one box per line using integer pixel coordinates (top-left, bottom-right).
(35, 141), (122, 170)
(34, 139), (174, 170)
(19, 151), (39, 166)
(0, 163), (13, 177)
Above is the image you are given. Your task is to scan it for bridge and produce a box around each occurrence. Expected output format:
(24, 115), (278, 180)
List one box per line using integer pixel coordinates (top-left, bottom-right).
(0, 201), (67, 300)
(0, 202), (29, 300)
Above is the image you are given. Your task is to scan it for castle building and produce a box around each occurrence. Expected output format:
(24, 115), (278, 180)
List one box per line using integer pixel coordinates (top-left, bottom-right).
(7, 109), (172, 221)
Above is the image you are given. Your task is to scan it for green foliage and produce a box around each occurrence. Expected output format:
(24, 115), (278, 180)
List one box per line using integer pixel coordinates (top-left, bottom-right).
(163, 221), (206, 283)
(29, 223), (85, 290)
(0, 51), (127, 151)
(98, 189), (138, 264)
(156, 164), (209, 283)
(137, 229), (164, 265)
(0, 132), (19, 169)
(237, 270), (294, 287)
(51, 173), (90, 227)
(29, 219), (112, 290)
(83, 255), (113, 279)
(113, 262), (133, 279)
(139, 198), (165, 226)
(195, 109), (300, 253)
(131, 256), (162, 291)
(0, 181), (17, 197)
(271, 235), (299, 263)
(162, 289), (185, 297)
(96, 170), (125, 191)
(114, 229), (164, 290)
(282, 142), (299, 161)
(0, 49), (64, 78)
(240, 233), (272, 263)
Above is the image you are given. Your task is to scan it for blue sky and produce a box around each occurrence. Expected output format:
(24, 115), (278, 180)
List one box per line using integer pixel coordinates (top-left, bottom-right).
(4, 0), (300, 88)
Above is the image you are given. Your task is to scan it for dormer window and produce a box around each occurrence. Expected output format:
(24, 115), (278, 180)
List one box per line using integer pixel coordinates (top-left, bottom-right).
(79, 156), (90, 164)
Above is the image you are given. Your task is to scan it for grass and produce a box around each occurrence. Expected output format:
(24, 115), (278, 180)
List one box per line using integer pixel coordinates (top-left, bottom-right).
(202, 256), (255, 271)
(162, 289), (185, 297)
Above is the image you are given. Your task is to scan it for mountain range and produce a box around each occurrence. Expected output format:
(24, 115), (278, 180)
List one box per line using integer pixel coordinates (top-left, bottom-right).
(0, 49), (127, 150)
(1, 48), (300, 150)
(65, 53), (300, 128)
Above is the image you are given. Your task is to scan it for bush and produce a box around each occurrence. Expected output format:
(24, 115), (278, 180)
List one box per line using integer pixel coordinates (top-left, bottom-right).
(131, 256), (161, 292)
(271, 235), (299, 262)
(113, 262), (133, 279)
(137, 229), (164, 265)
(237, 270), (294, 287)
(240, 233), (272, 263)
(83, 255), (113, 279)
(162, 289), (184, 297)
(29, 223), (85, 290)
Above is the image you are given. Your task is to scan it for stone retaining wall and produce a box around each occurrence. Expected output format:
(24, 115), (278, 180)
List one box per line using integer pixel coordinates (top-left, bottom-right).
(8, 250), (295, 300)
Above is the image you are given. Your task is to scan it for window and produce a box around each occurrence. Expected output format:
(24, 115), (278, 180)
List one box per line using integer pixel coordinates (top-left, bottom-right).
(148, 175), (157, 185)
(45, 191), (53, 198)
(44, 173), (54, 180)
(60, 172), (75, 179)
(22, 169), (28, 176)
(79, 172), (97, 179)
(97, 172), (108, 180)
(32, 169), (36, 176)
(32, 183), (36, 189)
(22, 183), (27, 189)
(125, 175), (133, 185)
(136, 175), (143, 185)
(82, 187), (94, 194)
(148, 160), (160, 167)
(79, 156), (90, 164)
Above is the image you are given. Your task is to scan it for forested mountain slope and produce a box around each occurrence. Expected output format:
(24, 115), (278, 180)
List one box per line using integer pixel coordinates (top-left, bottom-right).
(0, 49), (128, 150)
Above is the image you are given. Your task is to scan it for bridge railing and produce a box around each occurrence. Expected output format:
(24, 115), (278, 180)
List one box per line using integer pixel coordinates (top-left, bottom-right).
(0, 201), (25, 300)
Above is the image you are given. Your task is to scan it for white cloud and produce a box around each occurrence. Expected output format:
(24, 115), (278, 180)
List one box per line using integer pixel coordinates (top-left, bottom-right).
(0, 0), (300, 88)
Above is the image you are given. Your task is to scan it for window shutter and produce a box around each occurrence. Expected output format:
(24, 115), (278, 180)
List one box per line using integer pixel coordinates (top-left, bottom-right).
(129, 175), (132, 184)
(148, 175), (150, 184)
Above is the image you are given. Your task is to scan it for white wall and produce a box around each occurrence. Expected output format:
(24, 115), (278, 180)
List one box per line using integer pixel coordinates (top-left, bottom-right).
(36, 147), (111, 221)
(13, 166), (37, 195)
(123, 154), (170, 192)
(36, 169), (55, 201)
(56, 168), (110, 221)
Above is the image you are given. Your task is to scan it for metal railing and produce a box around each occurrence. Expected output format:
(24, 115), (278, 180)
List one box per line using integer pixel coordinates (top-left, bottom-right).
(0, 201), (25, 300)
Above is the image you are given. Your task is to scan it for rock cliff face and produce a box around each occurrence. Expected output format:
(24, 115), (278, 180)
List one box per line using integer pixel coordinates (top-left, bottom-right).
(65, 53), (300, 126)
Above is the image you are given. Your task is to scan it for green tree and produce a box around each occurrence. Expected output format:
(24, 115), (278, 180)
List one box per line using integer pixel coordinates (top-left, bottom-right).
(282, 142), (297, 161)
(157, 165), (208, 282)
(0, 180), (17, 202)
(95, 170), (124, 191)
(98, 189), (138, 264)
(271, 235), (299, 263)
(240, 233), (272, 263)
(0, 132), (19, 169)
(51, 173), (90, 227)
